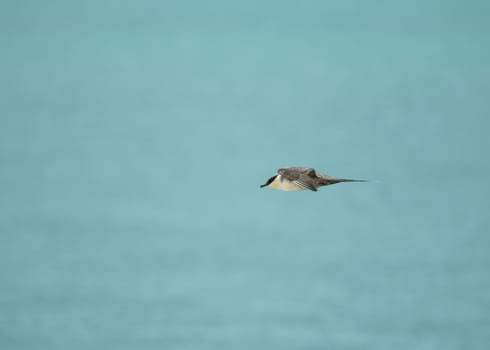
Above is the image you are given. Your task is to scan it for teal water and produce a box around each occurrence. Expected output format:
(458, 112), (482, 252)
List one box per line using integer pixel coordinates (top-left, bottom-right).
(1, 1), (490, 349)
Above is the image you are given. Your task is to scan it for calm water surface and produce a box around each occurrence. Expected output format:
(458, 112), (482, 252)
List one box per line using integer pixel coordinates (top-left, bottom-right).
(1, 1), (490, 349)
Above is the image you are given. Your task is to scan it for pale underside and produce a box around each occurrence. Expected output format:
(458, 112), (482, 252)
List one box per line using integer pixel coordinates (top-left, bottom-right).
(268, 174), (307, 191)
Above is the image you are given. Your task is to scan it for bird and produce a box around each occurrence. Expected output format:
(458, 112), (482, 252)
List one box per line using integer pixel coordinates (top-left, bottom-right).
(260, 167), (367, 192)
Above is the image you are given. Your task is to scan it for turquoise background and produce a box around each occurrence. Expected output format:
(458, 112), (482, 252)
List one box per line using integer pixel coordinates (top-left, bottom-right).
(1, 1), (489, 349)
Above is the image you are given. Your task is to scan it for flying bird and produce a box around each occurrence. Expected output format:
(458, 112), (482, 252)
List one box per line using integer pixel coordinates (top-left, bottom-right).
(260, 167), (367, 192)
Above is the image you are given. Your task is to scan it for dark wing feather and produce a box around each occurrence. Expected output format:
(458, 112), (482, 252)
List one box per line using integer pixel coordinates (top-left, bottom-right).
(278, 167), (316, 180)
(294, 176), (318, 192)
(278, 167), (319, 191)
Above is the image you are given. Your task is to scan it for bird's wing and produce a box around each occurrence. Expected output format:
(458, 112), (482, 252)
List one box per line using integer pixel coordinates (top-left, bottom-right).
(278, 167), (316, 179)
(294, 174), (318, 191)
(279, 168), (318, 191)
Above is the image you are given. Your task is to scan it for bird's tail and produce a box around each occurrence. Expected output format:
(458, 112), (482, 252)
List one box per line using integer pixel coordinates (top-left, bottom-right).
(319, 178), (368, 186)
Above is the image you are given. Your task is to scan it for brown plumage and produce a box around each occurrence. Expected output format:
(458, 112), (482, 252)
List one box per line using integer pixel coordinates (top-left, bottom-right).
(260, 166), (367, 192)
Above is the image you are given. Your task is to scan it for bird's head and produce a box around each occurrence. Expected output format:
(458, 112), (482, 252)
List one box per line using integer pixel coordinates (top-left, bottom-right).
(260, 175), (277, 188)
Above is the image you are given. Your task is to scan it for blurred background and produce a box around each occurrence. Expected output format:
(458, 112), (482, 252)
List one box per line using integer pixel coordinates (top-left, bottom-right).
(1, 0), (489, 349)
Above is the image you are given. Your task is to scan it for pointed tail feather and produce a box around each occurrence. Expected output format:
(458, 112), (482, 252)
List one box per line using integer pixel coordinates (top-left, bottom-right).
(319, 178), (368, 186)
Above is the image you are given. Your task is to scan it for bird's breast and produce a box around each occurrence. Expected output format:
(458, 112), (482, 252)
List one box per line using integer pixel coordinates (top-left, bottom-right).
(268, 175), (306, 191)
